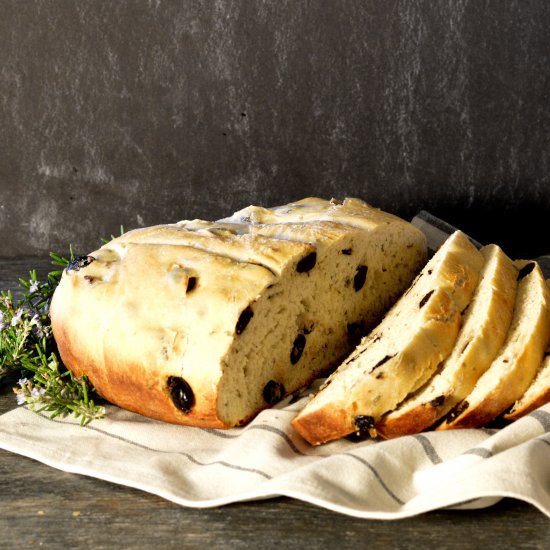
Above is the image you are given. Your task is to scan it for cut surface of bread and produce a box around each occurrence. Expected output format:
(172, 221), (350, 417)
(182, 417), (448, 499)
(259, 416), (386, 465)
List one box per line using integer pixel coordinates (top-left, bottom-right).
(291, 231), (484, 445)
(438, 261), (550, 430)
(51, 197), (426, 428)
(376, 244), (518, 438)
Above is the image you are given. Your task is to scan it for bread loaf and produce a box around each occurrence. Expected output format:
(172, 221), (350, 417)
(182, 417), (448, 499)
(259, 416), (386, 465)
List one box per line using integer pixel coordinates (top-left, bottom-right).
(50, 198), (426, 428)
(375, 244), (518, 438)
(291, 231), (484, 445)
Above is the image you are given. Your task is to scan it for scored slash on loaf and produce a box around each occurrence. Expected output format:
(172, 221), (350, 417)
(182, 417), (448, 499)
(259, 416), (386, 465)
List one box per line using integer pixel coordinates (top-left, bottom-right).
(50, 198), (427, 429)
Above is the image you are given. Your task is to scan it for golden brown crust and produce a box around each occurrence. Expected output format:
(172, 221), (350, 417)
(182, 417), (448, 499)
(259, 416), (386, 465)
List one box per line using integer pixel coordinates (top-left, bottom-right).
(291, 404), (354, 445)
(437, 391), (504, 430)
(504, 389), (550, 421)
(376, 399), (447, 439)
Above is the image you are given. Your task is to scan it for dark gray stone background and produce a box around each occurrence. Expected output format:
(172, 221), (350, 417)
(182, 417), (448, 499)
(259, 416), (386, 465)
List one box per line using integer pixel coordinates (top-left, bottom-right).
(0, 0), (549, 258)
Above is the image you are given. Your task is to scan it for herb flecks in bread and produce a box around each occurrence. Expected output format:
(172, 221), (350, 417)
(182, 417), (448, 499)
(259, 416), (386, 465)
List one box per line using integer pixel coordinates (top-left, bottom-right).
(50, 197), (427, 428)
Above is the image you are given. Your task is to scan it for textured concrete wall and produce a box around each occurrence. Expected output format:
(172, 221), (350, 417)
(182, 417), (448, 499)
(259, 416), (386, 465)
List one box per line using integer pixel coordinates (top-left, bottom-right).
(1, 0), (549, 258)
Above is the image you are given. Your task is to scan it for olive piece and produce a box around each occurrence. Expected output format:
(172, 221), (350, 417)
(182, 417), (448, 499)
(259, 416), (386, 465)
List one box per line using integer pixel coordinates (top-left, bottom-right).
(296, 252), (317, 273)
(446, 400), (469, 421)
(354, 415), (375, 432)
(517, 262), (535, 281)
(290, 333), (307, 364)
(263, 380), (285, 405)
(346, 321), (365, 347)
(372, 354), (395, 370)
(418, 289), (435, 309)
(430, 395), (445, 408)
(236, 306), (254, 335)
(167, 376), (195, 413)
(353, 265), (368, 291)
(186, 276), (197, 293)
(66, 255), (95, 272)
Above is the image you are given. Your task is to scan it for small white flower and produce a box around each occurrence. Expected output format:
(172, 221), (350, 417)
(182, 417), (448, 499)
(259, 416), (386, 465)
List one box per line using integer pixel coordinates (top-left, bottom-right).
(16, 393), (27, 405)
(29, 281), (39, 293)
(17, 377), (28, 387)
(30, 312), (45, 337)
(10, 309), (23, 327)
(30, 387), (46, 398)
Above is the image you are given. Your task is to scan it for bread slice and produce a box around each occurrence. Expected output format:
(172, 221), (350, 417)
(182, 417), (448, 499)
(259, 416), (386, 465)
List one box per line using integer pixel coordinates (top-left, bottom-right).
(438, 261), (550, 430)
(504, 349), (550, 421)
(376, 244), (518, 438)
(504, 281), (550, 422)
(504, 350), (550, 420)
(51, 197), (426, 428)
(291, 231), (484, 445)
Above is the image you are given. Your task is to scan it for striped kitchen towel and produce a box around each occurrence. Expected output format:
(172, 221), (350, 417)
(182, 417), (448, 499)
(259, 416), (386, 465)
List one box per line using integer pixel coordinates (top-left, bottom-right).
(1, 394), (549, 518)
(0, 212), (549, 519)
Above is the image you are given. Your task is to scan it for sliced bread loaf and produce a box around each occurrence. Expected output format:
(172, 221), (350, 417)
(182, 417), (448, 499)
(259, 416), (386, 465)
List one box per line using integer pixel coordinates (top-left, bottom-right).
(291, 231), (484, 445)
(438, 261), (550, 430)
(51, 197), (426, 428)
(376, 244), (518, 438)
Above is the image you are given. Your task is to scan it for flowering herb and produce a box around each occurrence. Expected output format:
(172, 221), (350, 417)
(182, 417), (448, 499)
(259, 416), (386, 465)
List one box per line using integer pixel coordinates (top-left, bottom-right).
(0, 250), (105, 425)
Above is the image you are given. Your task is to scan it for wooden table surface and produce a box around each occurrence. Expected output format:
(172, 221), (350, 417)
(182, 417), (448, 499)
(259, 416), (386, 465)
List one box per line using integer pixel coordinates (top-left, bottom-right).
(1, 257), (549, 549)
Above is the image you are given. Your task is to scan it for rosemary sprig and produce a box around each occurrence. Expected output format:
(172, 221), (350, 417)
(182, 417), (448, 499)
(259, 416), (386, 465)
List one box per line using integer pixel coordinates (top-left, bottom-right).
(0, 250), (105, 425)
